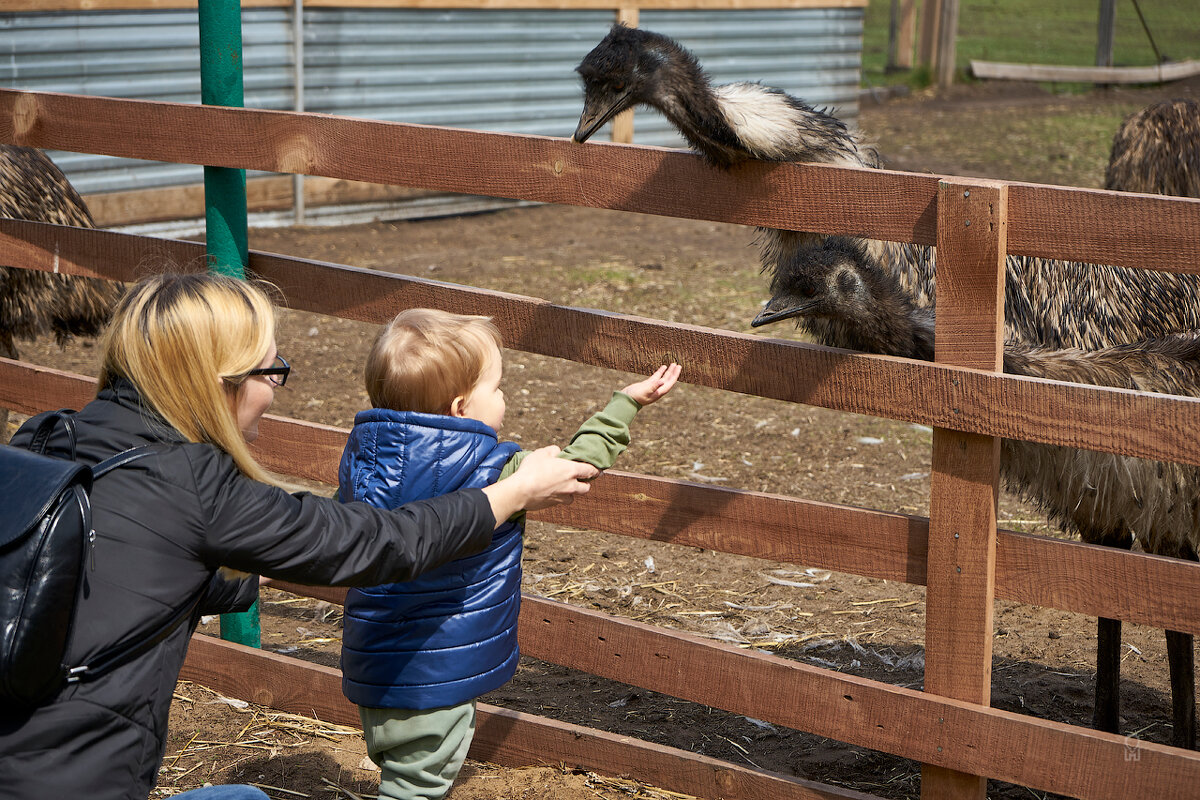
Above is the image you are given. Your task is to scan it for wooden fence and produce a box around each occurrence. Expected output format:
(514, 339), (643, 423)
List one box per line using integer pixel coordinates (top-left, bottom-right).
(2, 87), (1200, 799)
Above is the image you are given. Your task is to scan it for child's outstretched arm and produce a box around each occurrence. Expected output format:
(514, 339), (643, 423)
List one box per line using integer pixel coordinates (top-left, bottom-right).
(500, 363), (683, 484)
(621, 363), (681, 406)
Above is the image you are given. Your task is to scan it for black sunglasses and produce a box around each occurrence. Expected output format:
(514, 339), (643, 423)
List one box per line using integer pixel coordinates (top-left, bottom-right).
(245, 355), (290, 387)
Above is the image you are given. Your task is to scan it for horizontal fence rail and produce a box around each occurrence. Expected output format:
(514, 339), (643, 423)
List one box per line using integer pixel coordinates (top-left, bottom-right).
(2, 90), (1199, 274)
(181, 635), (878, 800)
(4, 219), (1200, 468)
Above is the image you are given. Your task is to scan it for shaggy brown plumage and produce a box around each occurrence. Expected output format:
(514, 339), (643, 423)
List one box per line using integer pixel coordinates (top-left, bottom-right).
(0, 145), (122, 354)
(754, 235), (1198, 748)
(1, 145), (123, 437)
(1105, 98), (1200, 197)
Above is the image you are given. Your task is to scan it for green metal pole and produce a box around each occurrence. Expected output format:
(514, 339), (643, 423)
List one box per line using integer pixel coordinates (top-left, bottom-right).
(200, 0), (260, 647)
(199, 0), (249, 280)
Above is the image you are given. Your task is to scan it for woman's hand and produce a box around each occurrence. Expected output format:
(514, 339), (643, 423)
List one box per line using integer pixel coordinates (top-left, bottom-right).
(621, 363), (682, 406)
(482, 446), (598, 525)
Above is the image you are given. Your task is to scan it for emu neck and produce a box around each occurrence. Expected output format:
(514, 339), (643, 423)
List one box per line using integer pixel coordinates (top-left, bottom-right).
(652, 60), (749, 167)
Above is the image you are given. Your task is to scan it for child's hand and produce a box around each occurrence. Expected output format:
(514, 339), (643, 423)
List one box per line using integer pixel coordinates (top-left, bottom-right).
(622, 363), (681, 406)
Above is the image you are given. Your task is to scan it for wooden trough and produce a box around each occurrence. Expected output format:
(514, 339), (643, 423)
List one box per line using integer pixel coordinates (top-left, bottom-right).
(2, 88), (1200, 800)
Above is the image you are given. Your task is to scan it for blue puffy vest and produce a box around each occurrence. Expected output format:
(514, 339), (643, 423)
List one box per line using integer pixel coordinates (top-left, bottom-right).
(338, 408), (523, 710)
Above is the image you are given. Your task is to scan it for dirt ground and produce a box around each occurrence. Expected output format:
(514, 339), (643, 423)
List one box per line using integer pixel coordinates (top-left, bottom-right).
(12, 75), (1200, 799)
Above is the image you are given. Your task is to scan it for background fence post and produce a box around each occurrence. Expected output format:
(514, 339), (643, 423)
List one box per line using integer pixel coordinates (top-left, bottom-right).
(610, 5), (639, 144)
(921, 178), (1008, 799)
(199, 0), (260, 648)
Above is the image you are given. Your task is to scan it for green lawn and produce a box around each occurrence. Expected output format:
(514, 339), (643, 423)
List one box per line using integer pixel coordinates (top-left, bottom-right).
(862, 0), (1200, 88)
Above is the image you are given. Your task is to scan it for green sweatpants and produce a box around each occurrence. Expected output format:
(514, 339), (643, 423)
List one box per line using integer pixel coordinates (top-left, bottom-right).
(359, 701), (476, 800)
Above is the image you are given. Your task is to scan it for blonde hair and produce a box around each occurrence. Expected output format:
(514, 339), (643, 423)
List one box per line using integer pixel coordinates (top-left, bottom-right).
(98, 272), (278, 484)
(366, 308), (501, 414)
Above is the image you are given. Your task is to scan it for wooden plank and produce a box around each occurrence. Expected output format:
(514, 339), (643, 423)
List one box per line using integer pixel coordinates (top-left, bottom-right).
(1096, 0), (1116, 69)
(513, 595), (1200, 800)
(181, 635), (882, 800)
(917, 0), (940, 69)
(1005, 183), (1200, 275)
(0, 89), (939, 247)
(0, 0), (868, 9)
(970, 58), (1200, 85)
(473, 707), (882, 800)
(10, 360), (1198, 638)
(84, 176), (429, 228)
(933, 180), (1007, 371)
(933, 0), (957, 87)
(893, 0), (916, 69)
(610, 6), (639, 144)
(922, 179), (1007, 800)
(3, 89), (1198, 274)
(5, 220), (1200, 467)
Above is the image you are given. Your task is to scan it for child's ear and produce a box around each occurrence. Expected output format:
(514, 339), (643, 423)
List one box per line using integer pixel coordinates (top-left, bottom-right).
(449, 395), (467, 417)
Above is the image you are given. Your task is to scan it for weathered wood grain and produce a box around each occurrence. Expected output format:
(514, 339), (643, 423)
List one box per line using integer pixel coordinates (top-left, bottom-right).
(181, 634), (880, 800)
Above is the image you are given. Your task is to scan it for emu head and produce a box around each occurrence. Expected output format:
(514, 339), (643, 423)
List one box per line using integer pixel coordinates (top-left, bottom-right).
(573, 24), (683, 143)
(751, 237), (876, 329)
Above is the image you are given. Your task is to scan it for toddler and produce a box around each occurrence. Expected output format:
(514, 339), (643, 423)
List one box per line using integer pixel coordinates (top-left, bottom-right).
(338, 307), (680, 800)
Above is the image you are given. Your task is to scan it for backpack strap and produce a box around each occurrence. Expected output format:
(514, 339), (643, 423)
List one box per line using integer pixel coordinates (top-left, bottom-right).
(91, 444), (160, 478)
(66, 587), (207, 684)
(28, 410), (78, 459)
(65, 441), (194, 684)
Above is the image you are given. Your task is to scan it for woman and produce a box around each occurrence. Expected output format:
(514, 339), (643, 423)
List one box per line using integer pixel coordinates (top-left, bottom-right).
(0, 273), (597, 800)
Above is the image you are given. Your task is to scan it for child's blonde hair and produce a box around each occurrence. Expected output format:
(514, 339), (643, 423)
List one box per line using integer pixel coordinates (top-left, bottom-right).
(98, 272), (278, 484)
(366, 308), (502, 414)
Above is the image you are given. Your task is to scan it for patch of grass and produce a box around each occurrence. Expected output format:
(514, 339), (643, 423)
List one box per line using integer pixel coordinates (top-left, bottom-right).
(862, 0), (1200, 89)
(894, 101), (1149, 185)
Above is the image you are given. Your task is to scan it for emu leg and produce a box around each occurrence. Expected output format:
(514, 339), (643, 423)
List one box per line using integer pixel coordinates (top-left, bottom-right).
(1094, 533), (1134, 734)
(1095, 616), (1123, 734)
(1166, 629), (1196, 749)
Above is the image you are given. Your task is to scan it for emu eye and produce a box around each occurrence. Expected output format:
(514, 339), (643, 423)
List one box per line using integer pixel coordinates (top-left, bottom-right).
(614, 82), (626, 91)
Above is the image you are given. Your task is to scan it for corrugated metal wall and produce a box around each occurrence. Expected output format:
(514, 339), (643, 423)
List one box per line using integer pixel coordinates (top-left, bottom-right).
(0, 6), (862, 205)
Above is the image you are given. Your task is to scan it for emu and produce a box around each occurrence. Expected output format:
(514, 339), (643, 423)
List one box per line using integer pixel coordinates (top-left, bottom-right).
(574, 25), (1200, 747)
(753, 236), (1199, 748)
(0, 145), (122, 434)
(572, 24), (1200, 350)
(1105, 98), (1200, 197)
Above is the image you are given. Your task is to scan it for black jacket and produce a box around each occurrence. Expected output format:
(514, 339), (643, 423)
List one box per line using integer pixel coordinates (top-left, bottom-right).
(0, 380), (497, 799)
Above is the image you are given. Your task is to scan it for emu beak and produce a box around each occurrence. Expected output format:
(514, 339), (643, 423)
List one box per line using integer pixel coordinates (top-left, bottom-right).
(573, 91), (633, 143)
(751, 299), (810, 328)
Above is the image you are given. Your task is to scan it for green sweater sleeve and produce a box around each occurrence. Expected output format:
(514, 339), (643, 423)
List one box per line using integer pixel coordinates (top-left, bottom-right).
(499, 391), (641, 480)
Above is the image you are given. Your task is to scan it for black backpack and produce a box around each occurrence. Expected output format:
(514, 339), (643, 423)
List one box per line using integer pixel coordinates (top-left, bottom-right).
(0, 411), (200, 708)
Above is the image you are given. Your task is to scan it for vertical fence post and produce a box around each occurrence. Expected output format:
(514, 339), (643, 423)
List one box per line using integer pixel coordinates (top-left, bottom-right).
(199, 0), (260, 648)
(921, 178), (1008, 799)
(292, 0), (306, 225)
(917, 0), (942, 73)
(935, 0), (959, 87)
(611, 5), (638, 144)
(889, 0), (918, 70)
(1096, 0), (1117, 68)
